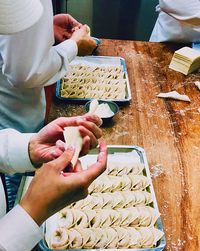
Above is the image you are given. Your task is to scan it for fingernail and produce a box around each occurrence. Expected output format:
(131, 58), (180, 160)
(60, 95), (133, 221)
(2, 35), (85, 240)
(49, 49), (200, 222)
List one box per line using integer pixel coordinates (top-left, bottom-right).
(97, 151), (106, 160)
(50, 150), (57, 158)
(67, 145), (75, 151)
(99, 118), (103, 127)
(76, 117), (85, 122)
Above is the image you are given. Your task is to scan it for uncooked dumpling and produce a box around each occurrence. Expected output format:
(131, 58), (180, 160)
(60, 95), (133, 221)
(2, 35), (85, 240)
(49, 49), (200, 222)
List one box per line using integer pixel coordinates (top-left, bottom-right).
(63, 127), (83, 166)
(157, 91), (190, 102)
(194, 81), (200, 90)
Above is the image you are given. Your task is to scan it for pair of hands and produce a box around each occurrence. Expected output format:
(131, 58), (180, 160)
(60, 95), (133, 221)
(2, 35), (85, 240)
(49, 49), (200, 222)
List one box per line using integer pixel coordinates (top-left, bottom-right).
(53, 14), (97, 56)
(20, 114), (108, 226)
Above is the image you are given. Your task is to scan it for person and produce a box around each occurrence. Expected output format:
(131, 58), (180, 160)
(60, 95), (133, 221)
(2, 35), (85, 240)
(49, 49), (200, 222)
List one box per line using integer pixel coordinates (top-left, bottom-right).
(150, 0), (200, 43)
(0, 115), (107, 251)
(0, 2), (107, 250)
(0, 0), (97, 209)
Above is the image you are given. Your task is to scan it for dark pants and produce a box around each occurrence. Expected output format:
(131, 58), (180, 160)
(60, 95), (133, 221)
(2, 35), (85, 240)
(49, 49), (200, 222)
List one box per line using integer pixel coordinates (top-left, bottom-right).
(5, 174), (23, 210)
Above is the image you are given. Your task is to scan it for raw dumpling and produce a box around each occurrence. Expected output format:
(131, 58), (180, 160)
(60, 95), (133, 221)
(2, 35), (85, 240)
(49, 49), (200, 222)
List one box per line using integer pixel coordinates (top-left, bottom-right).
(157, 91), (190, 102)
(63, 127), (83, 166)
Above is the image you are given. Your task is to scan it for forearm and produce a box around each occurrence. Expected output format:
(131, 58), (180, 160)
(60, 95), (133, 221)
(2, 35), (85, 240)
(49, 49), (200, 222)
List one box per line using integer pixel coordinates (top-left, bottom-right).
(160, 0), (200, 26)
(0, 205), (42, 251)
(0, 34), (77, 89)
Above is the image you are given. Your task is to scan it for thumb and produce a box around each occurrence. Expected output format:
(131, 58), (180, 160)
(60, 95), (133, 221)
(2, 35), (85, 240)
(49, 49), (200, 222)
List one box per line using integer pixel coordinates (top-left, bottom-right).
(50, 145), (75, 172)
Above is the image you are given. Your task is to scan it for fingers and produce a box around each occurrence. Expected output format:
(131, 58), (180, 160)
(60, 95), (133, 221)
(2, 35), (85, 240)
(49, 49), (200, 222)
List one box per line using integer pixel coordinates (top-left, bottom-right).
(66, 14), (82, 28)
(56, 140), (66, 151)
(50, 148), (65, 159)
(78, 120), (102, 140)
(77, 141), (107, 185)
(80, 135), (90, 156)
(49, 146), (75, 173)
(83, 114), (103, 127)
(73, 160), (83, 172)
(50, 115), (102, 130)
(78, 125), (98, 148)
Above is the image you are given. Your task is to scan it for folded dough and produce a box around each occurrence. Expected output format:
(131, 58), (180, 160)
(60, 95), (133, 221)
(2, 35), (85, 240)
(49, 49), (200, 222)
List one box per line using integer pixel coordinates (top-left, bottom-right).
(195, 81), (200, 90)
(60, 64), (127, 100)
(63, 127), (83, 166)
(49, 227), (164, 249)
(46, 150), (164, 250)
(157, 91), (191, 102)
(50, 228), (69, 249)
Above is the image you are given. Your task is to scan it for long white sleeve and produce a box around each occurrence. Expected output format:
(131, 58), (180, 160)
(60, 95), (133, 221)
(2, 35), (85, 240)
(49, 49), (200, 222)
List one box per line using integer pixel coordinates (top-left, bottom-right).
(150, 0), (200, 42)
(159, 0), (200, 26)
(0, 0), (77, 133)
(0, 129), (35, 174)
(0, 0), (77, 89)
(0, 205), (43, 251)
(0, 130), (42, 251)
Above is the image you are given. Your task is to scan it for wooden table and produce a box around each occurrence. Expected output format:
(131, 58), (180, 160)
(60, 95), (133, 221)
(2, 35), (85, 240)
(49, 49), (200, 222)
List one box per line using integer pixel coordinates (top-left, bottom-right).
(47, 39), (200, 251)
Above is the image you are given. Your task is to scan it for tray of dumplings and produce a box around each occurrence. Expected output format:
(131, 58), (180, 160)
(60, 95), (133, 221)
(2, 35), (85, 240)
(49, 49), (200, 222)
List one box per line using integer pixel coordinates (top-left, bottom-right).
(56, 56), (132, 103)
(40, 145), (166, 251)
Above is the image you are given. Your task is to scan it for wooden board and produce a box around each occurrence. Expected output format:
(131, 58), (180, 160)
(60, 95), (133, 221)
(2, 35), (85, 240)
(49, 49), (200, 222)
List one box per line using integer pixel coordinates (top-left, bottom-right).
(47, 39), (200, 250)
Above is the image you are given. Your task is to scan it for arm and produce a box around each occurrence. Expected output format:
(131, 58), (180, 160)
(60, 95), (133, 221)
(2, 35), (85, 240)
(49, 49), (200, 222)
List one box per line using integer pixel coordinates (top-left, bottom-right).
(0, 142), (107, 251)
(159, 0), (200, 26)
(0, 129), (36, 174)
(0, 115), (103, 250)
(0, 115), (102, 174)
(0, 1), (77, 89)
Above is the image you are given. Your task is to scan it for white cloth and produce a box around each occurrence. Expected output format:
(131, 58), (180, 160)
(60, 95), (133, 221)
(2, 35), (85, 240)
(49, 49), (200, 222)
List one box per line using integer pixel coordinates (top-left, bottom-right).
(0, 0), (77, 133)
(0, 129), (43, 251)
(150, 0), (200, 42)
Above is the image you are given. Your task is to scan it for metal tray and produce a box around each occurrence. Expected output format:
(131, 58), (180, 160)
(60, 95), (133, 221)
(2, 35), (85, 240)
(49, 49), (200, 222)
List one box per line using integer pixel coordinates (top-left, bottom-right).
(37, 145), (166, 251)
(55, 56), (132, 104)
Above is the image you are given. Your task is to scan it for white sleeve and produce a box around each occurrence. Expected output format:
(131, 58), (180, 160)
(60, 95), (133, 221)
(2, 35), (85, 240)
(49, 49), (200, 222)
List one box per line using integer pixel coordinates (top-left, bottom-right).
(0, 0), (78, 89)
(159, 0), (200, 26)
(0, 129), (36, 174)
(0, 205), (43, 251)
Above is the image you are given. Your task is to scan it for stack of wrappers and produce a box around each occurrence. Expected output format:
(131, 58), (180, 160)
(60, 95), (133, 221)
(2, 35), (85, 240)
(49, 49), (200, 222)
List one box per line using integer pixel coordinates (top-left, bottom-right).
(169, 46), (200, 75)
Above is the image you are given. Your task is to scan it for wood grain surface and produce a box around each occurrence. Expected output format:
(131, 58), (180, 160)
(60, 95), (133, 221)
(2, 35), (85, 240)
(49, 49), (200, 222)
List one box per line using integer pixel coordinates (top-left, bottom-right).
(47, 39), (200, 251)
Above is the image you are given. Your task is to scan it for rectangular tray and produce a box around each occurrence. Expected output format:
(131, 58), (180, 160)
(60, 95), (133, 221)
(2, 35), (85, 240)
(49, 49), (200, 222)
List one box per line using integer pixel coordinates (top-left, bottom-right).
(37, 145), (166, 251)
(56, 56), (132, 104)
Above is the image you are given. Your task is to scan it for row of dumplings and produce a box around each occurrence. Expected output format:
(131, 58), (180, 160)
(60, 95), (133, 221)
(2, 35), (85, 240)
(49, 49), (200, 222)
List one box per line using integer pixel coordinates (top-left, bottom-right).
(69, 191), (152, 210)
(57, 207), (160, 229)
(88, 174), (150, 194)
(66, 71), (125, 80)
(49, 226), (164, 249)
(70, 64), (124, 74)
(61, 82), (125, 94)
(61, 86), (125, 99)
(61, 78), (126, 86)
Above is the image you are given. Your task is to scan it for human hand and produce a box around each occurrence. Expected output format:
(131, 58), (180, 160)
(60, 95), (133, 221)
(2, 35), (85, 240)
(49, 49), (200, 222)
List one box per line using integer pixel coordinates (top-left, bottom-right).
(20, 142), (107, 226)
(53, 14), (82, 43)
(29, 114), (102, 167)
(70, 25), (97, 56)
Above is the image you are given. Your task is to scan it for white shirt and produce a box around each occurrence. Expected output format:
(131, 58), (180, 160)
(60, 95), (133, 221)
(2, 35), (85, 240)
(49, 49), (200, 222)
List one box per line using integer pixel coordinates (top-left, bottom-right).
(0, 129), (43, 251)
(150, 0), (200, 42)
(0, 0), (77, 133)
